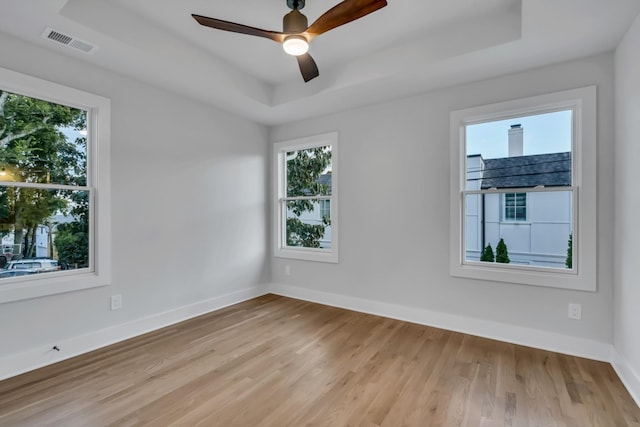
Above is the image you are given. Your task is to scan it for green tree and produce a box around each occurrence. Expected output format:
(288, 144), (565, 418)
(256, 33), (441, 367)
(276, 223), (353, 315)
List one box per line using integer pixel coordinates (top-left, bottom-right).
(480, 243), (495, 262)
(54, 220), (89, 267)
(286, 147), (331, 248)
(54, 129), (89, 266)
(0, 90), (85, 258)
(565, 233), (572, 269)
(495, 238), (510, 263)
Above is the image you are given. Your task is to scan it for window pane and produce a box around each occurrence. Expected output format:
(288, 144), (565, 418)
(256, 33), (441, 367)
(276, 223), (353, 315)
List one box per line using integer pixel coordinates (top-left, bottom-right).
(285, 199), (331, 249)
(465, 110), (572, 191)
(464, 191), (573, 269)
(0, 90), (87, 186)
(0, 187), (90, 277)
(504, 193), (527, 221)
(286, 146), (332, 197)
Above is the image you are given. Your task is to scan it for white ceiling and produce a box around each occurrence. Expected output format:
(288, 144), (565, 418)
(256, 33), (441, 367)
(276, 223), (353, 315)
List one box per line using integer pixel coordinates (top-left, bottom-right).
(0, 0), (639, 125)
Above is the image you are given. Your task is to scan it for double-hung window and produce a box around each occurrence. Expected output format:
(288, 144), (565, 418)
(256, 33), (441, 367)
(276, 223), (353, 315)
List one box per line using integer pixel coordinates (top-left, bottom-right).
(0, 67), (111, 303)
(450, 87), (596, 291)
(274, 132), (338, 263)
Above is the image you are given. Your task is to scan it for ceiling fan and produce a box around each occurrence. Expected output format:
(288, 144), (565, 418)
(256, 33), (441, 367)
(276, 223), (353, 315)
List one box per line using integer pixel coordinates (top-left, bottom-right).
(192, 0), (388, 82)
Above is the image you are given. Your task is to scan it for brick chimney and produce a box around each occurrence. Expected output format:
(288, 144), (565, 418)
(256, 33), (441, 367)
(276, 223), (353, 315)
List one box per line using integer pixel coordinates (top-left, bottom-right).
(508, 124), (523, 157)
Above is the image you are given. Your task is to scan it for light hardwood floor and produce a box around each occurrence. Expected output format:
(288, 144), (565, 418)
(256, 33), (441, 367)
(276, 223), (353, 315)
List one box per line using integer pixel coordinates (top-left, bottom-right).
(1, 294), (638, 426)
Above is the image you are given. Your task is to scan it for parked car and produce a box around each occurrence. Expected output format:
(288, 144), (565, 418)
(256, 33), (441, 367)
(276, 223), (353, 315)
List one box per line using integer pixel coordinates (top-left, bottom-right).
(0, 269), (39, 278)
(4, 259), (60, 273)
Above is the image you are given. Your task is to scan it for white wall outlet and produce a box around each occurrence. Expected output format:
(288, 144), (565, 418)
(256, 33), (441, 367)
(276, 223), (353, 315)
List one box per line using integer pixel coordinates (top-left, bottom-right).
(285, 265), (291, 276)
(568, 303), (582, 320)
(110, 294), (122, 311)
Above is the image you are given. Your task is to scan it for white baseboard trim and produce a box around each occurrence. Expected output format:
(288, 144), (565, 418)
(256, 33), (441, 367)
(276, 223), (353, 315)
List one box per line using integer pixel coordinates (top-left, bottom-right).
(611, 348), (640, 407)
(268, 283), (612, 362)
(6, 283), (634, 407)
(0, 285), (269, 381)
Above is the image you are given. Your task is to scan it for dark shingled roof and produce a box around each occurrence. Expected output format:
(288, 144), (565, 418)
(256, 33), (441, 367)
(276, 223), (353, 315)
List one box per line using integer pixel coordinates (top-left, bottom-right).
(480, 152), (571, 189)
(318, 173), (331, 189)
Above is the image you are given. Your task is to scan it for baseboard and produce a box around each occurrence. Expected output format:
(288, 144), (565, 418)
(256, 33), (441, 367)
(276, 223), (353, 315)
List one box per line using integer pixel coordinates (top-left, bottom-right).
(0, 285), (269, 381)
(268, 283), (612, 362)
(611, 348), (640, 407)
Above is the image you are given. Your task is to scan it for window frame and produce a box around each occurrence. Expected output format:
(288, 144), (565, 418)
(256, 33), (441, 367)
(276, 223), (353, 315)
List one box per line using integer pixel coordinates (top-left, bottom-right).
(450, 87), (596, 291)
(0, 66), (111, 303)
(273, 132), (339, 263)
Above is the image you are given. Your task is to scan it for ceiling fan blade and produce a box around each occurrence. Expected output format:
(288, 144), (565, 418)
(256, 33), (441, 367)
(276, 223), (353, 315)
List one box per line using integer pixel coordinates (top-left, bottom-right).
(296, 53), (319, 82)
(192, 14), (286, 43)
(305, 0), (387, 39)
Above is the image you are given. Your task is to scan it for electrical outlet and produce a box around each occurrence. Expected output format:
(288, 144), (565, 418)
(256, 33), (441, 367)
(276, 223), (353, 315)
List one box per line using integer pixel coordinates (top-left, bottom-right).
(568, 303), (582, 320)
(285, 265), (291, 276)
(110, 294), (122, 311)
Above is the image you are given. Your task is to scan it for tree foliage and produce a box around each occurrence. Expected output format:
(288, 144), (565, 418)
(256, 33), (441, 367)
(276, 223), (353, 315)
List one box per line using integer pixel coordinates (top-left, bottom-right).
(285, 147), (331, 248)
(495, 238), (510, 263)
(480, 243), (495, 262)
(565, 233), (572, 269)
(0, 90), (86, 260)
(54, 220), (89, 267)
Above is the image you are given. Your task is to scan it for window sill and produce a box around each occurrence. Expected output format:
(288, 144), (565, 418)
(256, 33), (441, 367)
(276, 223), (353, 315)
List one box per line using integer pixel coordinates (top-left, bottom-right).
(451, 261), (595, 292)
(0, 270), (110, 304)
(275, 247), (338, 263)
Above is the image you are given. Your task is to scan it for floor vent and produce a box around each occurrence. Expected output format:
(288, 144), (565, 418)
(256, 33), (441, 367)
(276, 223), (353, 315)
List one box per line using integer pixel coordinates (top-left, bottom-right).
(41, 27), (97, 54)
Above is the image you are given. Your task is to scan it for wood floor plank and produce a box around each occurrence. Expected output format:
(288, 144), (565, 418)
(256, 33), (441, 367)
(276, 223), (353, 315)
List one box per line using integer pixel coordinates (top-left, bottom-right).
(1, 294), (638, 426)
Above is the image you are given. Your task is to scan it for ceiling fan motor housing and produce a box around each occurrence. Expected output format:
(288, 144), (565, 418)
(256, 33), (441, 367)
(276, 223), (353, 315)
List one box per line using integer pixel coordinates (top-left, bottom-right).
(283, 9), (308, 33)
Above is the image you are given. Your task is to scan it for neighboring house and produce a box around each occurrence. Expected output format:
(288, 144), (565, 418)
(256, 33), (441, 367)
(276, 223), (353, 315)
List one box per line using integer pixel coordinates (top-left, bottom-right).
(466, 126), (572, 268)
(1, 229), (48, 259)
(1, 214), (74, 260)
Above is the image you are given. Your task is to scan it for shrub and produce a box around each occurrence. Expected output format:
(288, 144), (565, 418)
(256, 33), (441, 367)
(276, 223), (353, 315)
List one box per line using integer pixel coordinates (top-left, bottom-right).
(565, 233), (573, 269)
(480, 244), (495, 262)
(495, 238), (510, 263)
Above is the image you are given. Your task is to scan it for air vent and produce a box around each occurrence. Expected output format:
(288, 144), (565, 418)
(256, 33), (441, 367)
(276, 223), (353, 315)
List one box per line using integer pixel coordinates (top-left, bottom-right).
(41, 27), (97, 54)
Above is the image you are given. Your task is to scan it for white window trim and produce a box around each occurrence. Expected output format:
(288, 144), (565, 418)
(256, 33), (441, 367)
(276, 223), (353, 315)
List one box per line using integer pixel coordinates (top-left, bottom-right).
(273, 132), (339, 263)
(450, 86), (596, 291)
(0, 66), (111, 303)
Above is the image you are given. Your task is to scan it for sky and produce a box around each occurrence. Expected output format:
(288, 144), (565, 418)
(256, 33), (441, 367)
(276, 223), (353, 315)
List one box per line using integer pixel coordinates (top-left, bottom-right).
(466, 110), (572, 159)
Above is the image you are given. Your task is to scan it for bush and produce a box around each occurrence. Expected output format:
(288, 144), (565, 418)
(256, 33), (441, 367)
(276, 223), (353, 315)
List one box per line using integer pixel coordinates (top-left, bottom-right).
(565, 233), (573, 269)
(495, 238), (510, 263)
(480, 244), (495, 262)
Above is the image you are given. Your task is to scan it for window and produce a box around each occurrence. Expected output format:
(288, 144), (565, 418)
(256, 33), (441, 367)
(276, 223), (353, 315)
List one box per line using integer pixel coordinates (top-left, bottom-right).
(319, 200), (331, 221)
(450, 87), (596, 291)
(274, 132), (338, 263)
(504, 193), (526, 221)
(0, 66), (111, 303)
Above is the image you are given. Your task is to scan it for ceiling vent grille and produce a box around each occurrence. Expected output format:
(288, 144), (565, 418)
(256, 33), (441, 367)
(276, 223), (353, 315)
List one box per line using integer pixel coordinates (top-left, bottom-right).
(41, 27), (97, 54)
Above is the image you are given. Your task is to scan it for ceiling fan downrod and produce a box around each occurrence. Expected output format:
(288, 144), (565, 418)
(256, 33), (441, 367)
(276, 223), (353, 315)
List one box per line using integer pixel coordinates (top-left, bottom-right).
(287, 0), (305, 11)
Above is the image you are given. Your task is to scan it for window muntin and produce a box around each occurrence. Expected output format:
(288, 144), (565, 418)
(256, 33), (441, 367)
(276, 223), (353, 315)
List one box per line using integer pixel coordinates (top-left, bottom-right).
(450, 87), (596, 291)
(0, 66), (111, 303)
(274, 133), (338, 263)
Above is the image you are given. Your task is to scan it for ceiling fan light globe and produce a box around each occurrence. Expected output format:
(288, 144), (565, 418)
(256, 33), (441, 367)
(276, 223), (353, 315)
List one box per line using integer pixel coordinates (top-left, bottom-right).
(283, 36), (309, 56)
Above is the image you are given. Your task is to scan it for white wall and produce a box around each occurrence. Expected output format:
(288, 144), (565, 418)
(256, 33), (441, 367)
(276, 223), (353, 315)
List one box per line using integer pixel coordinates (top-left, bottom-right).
(0, 33), (269, 373)
(614, 14), (640, 402)
(271, 53), (615, 355)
